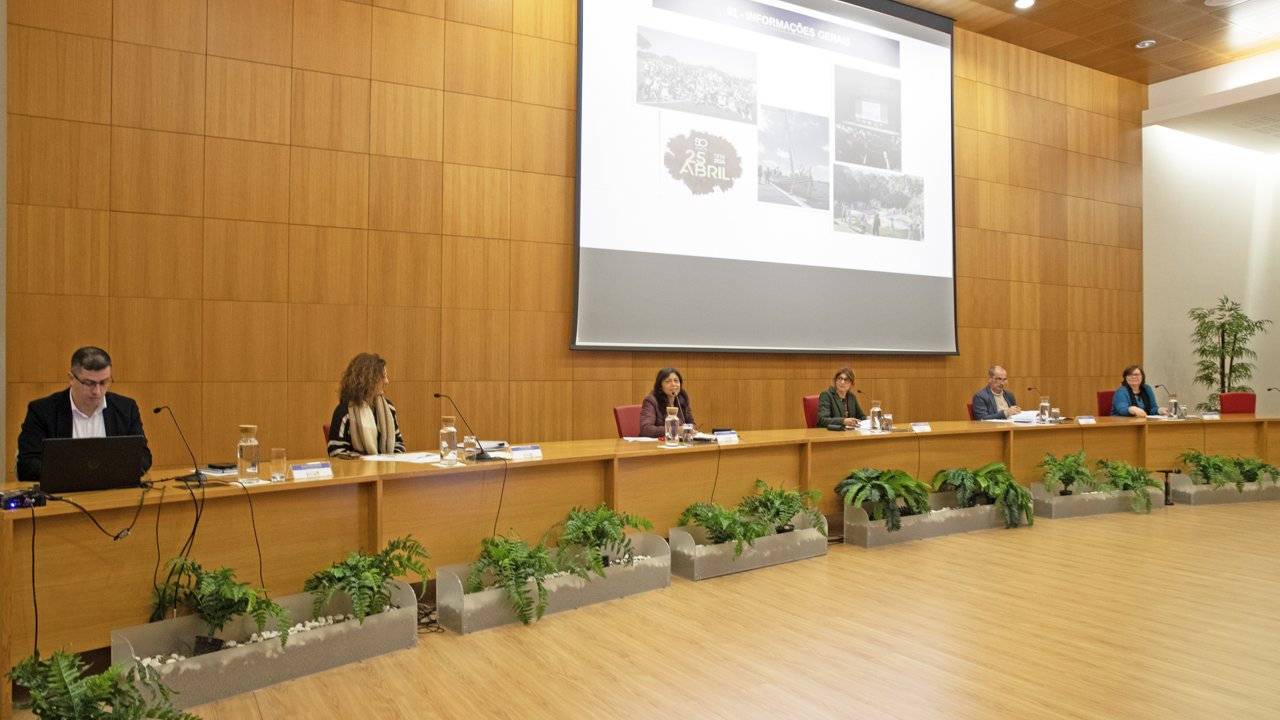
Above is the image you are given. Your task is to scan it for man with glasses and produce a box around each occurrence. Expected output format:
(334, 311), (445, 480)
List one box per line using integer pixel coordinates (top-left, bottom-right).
(15, 346), (152, 482)
(971, 365), (1022, 420)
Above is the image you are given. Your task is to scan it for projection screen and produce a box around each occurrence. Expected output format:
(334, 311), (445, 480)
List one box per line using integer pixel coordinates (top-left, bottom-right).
(575, 0), (956, 353)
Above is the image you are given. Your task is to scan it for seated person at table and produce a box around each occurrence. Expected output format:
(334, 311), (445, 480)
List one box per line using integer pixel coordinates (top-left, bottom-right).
(971, 365), (1022, 420)
(639, 367), (695, 438)
(1111, 364), (1166, 418)
(328, 353), (406, 458)
(816, 366), (866, 428)
(16, 346), (152, 482)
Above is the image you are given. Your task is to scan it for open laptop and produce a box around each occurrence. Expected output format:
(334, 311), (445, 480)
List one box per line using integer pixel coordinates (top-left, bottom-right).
(38, 435), (147, 494)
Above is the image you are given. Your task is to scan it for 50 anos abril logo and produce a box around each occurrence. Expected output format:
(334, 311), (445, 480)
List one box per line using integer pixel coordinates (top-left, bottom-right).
(663, 131), (743, 195)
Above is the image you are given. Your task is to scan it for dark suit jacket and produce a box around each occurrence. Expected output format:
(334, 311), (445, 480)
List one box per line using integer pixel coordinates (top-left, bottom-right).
(971, 386), (1017, 420)
(16, 390), (152, 482)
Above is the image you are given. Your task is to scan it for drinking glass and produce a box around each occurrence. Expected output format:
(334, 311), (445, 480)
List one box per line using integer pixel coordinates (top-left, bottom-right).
(269, 448), (287, 482)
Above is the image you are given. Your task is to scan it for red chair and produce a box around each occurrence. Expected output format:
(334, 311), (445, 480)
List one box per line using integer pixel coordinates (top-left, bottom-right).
(966, 403), (975, 420)
(803, 395), (820, 428)
(322, 424), (331, 445)
(613, 404), (641, 438)
(1096, 390), (1115, 416)
(1219, 392), (1256, 414)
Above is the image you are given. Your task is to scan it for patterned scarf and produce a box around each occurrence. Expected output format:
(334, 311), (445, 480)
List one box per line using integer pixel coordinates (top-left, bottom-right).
(348, 396), (396, 455)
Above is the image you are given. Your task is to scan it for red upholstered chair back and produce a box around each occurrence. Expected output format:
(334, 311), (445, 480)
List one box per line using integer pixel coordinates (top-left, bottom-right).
(322, 424), (331, 445)
(613, 404), (642, 438)
(1096, 390), (1115, 416)
(803, 395), (820, 428)
(1219, 392), (1256, 414)
(966, 403), (975, 420)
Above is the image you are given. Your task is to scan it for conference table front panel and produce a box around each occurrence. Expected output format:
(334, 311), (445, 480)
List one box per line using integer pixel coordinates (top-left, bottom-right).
(4, 476), (374, 663)
(613, 436), (805, 532)
(4, 415), (1277, 720)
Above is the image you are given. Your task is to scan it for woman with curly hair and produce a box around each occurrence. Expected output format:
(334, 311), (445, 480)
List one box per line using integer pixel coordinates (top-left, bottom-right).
(327, 353), (406, 457)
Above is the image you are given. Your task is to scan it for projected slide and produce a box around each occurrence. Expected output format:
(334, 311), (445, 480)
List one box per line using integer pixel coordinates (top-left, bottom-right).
(577, 0), (955, 353)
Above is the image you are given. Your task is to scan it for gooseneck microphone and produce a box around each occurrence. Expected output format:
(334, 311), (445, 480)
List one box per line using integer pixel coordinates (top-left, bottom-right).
(1268, 387), (1279, 392)
(153, 406), (204, 484)
(433, 393), (499, 462)
(1026, 387), (1039, 394)
(1154, 384), (1168, 396)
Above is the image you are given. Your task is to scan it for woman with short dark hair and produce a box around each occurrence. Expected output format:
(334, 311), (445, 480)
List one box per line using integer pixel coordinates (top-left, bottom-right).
(1111, 364), (1165, 417)
(816, 366), (865, 428)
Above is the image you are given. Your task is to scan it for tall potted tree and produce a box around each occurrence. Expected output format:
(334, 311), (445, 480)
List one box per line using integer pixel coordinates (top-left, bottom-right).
(1187, 295), (1271, 411)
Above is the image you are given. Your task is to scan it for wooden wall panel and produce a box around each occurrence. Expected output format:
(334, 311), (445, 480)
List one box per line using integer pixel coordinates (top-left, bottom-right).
(6, 10), (1147, 483)
(113, 0), (207, 53)
(291, 70), (370, 153)
(7, 206), (110, 296)
(206, 57), (292, 144)
(112, 43), (206, 134)
(370, 82), (444, 161)
(110, 127), (204, 216)
(108, 212), (204, 299)
(10, 0), (113, 37)
(292, 0), (372, 78)
(204, 137), (292, 223)
(9, 25), (111, 124)
(8, 116), (111, 209)
(207, 0), (294, 66)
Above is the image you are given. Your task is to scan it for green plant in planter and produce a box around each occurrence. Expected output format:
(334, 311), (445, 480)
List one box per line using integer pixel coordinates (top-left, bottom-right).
(1178, 449), (1243, 490)
(739, 479), (825, 535)
(156, 558), (291, 653)
(1234, 456), (1280, 485)
(836, 467), (931, 532)
(7, 649), (199, 720)
(1187, 295), (1271, 412)
(677, 502), (771, 556)
(930, 466), (985, 507)
(304, 535), (430, 623)
(1095, 460), (1161, 513)
(1038, 449), (1106, 495)
(554, 503), (653, 578)
(975, 463), (1034, 529)
(465, 533), (558, 625)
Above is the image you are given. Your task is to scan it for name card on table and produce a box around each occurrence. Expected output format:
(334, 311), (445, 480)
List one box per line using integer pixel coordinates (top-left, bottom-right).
(714, 430), (739, 445)
(509, 444), (543, 461)
(291, 461), (333, 480)
(1076, 416), (1096, 425)
(910, 423), (932, 433)
(1201, 412), (1220, 421)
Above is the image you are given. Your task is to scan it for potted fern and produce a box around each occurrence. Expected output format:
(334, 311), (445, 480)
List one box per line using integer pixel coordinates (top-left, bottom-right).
(8, 649), (199, 720)
(740, 479), (825, 534)
(838, 467), (932, 532)
(155, 558), (292, 655)
(842, 466), (1021, 547)
(1171, 450), (1280, 504)
(462, 533), (560, 627)
(930, 463), (1032, 529)
(1095, 460), (1162, 513)
(304, 535), (429, 622)
(670, 491), (827, 581)
(1037, 449), (1099, 496)
(554, 503), (653, 575)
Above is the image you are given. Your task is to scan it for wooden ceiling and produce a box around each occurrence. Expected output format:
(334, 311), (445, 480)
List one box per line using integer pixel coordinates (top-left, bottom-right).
(904, 0), (1280, 83)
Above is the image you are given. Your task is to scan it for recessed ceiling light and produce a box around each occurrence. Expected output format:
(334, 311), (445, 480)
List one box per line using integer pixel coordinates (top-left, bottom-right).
(1014, 0), (1035, 8)
(1136, 39), (1157, 49)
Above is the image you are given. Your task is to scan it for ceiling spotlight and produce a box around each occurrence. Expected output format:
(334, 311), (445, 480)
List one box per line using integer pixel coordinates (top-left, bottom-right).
(1135, 39), (1156, 49)
(1014, 0), (1035, 8)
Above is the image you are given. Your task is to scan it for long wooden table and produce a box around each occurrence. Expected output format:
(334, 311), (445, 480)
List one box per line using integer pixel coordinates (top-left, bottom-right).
(2, 416), (1275, 717)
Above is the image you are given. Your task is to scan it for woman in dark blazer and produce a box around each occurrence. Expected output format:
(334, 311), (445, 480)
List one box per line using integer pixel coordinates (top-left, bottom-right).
(639, 367), (695, 438)
(816, 366), (865, 428)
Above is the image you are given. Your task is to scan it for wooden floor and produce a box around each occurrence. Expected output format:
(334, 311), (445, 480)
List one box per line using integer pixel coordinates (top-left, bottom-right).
(32, 502), (1280, 719)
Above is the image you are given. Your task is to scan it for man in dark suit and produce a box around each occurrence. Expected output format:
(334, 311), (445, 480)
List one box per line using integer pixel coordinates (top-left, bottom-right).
(971, 364), (1022, 420)
(16, 346), (152, 482)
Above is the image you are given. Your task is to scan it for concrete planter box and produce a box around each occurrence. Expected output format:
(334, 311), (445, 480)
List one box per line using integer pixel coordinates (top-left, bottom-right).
(436, 533), (670, 634)
(1170, 475), (1280, 505)
(1031, 483), (1164, 519)
(669, 513), (827, 581)
(843, 491), (1007, 548)
(110, 581), (417, 710)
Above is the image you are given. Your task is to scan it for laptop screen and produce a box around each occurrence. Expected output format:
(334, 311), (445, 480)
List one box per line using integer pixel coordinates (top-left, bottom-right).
(39, 436), (146, 494)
